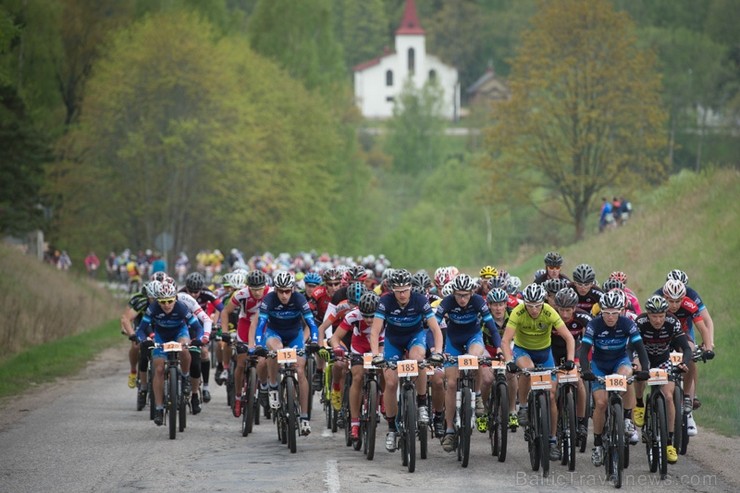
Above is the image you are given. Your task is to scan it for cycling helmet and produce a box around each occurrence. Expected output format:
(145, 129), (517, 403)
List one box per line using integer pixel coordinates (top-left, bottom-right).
(447, 266), (460, 278)
(221, 272), (235, 288)
(411, 279), (425, 295)
(144, 280), (161, 298)
(544, 251), (563, 267)
(666, 269), (689, 285)
(185, 272), (205, 292)
(150, 271), (168, 282)
(322, 268), (342, 282)
(602, 278), (624, 292)
(390, 268), (412, 287)
(358, 291), (380, 317)
(229, 271), (247, 290)
(600, 290), (625, 309)
(273, 270), (295, 289)
(246, 270), (267, 288)
(645, 295), (669, 313)
(534, 269), (546, 280)
(303, 272), (322, 286)
(413, 271), (432, 290)
(609, 271), (628, 284)
(451, 273), (475, 292)
(508, 275), (522, 290)
(572, 264), (596, 284)
(544, 278), (570, 295)
(662, 279), (686, 300)
(346, 282), (367, 305)
(486, 288), (508, 304)
(232, 268), (249, 277)
(434, 266), (450, 287)
(441, 282), (454, 297)
(348, 265), (368, 282)
(479, 265), (498, 279)
(157, 281), (177, 300)
(522, 283), (546, 303)
(554, 287), (579, 308)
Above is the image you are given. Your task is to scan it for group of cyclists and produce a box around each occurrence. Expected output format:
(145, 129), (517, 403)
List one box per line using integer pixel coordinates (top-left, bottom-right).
(119, 250), (715, 477)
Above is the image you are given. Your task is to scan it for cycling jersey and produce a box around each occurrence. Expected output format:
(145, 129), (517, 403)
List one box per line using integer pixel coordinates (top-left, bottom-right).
(375, 292), (434, 349)
(634, 312), (691, 366)
(552, 309), (591, 363)
(229, 285), (272, 342)
(575, 287), (602, 313)
(136, 300), (203, 341)
(507, 302), (564, 351)
(176, 292), (212, 338)
(127, 291), (149, 326)
(435, 294), (501, 351)
(667, 296), (703, 341)
(338, 308), (384, 355)
(254, 291), (318, 346)
(582, 315), (641, 369)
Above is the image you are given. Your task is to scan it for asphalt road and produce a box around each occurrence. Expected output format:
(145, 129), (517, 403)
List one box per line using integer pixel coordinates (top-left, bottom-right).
(0, 348), (733, 493)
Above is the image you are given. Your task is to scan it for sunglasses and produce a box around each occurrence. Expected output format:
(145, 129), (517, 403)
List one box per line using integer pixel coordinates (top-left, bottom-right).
(158, 298), (176, 305)
(277, 289), (293, 295)
(454, 292), (472, 299)
(362, 314), (374, 320)
(602, 310), (621, 316)
(326, 282), (340, 287)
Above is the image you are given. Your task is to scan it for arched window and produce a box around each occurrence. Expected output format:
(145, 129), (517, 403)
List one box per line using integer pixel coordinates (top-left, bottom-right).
(428, 69), (436, 81)
(386, 70), (393, 87)
(408, 48), (415, 74)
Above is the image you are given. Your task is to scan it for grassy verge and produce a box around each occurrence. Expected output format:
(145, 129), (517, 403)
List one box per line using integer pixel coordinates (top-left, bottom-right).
(0, 319), (123, 398)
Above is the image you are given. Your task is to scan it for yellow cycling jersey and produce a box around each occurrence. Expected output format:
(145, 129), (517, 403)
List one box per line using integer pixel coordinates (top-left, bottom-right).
(507, 302), (563, 351)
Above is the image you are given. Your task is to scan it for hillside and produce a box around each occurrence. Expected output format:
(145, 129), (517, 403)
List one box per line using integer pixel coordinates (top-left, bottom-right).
(510, 167), (740, 435)
(0, 244), (121, 359)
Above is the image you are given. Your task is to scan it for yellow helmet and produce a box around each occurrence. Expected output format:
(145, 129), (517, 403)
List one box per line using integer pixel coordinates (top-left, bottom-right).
(479, 265), (498, 279)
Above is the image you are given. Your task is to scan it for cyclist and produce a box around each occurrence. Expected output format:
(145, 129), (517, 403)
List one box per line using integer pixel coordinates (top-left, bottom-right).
(609, 271), (642, 315)
(580, 290), (650, 466)
(329, 291), (384, 442)
(500, 283), (576, 461)
(311, 268), (343, 389)
(476, 265), (498, 298)
(136, 282), (202, 426)
(571, 263), (603, 313)
(632, 295), (692, 464)
(222, 269), (272, 418)
(251, 271), (319, 436)
(661, 279), (712, 437)
(120, 281), (157, 409)
(534, 251), (571, 285)
(551, 287), (592, 442)
(435, 274), (502, 452)
(369, 268), (444, 452)
(484, 287), (519, 430)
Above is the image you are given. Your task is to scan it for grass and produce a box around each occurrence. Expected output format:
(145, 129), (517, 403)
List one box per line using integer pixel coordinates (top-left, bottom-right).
(506, 167), (740, 436)
(0, 320), (123, 398)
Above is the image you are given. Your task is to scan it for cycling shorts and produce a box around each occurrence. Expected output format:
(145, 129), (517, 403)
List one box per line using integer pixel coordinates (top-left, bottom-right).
(384, 330), (427, 362)
(443, 332), (484, 368)
(513, 344), (556, 381)
(152, 327), (190, 359)
(264, 328), (304, 351)
(591, 355), (632, 392)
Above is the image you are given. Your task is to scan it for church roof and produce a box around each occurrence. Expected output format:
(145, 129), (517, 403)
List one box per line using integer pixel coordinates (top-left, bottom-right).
(353, 48), (396, 72)
(396, 0), (424, 35)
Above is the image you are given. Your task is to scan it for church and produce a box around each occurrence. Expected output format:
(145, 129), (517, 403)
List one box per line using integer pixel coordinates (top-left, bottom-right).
(352, 0), (460, 121)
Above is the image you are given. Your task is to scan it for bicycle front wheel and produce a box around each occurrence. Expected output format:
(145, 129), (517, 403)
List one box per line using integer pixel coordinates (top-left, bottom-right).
(492, 381), (508, 462)
(607, 400), (625, 488)
(168, 366), (178, 440)
(404, 388), (417, 473)
(562, 388), (576, 471)
(656, 395), (668, 479)
(460, 388), (472, 468)
(285, 378), (298, 453)
(537, 392), (550, 478)
(364, 380), (378, 460)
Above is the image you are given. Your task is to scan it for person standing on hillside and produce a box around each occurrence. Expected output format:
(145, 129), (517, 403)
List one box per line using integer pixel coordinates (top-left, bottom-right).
(599, 197), (615, 232)
(84, 251), (100, 278)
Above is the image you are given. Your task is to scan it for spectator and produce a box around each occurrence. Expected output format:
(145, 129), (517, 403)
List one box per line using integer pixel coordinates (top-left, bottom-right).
(84, 251), (100, 278)
(599, 197), (615, 233)
(58, 250), (72, 271)
(151, 252), (167, 275)
(106, 252), (118, 282)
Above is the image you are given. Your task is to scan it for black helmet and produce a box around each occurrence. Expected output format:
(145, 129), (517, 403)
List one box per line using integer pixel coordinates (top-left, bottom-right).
(358, 291), (380, 317)
(413, 271), (432, 290)
(600, 290), (625, 309)
(273, 270), (295, 289)
(390, 268), (412, 287)
(185, 272), (205, 292)
(602, 278), (624, 292)
(554, 288), (578, 308)
(346, 282), (367, 305)
(645, 295), (669, 314)
(451, 274), (475, 292)
(572, 263), (596, 284)
(544, 278), (570, 295)
(246, 270), (267, 288)
(544, 251), (563, 268)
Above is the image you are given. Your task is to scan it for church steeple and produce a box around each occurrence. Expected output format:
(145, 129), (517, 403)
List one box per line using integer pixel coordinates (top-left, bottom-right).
(396, 0), (424, 35)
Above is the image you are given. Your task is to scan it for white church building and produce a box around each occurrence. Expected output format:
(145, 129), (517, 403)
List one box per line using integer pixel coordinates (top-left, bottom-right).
(352, 0), (460, 121)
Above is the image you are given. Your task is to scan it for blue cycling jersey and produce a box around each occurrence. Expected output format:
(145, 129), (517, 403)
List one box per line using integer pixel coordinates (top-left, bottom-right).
(583, 315), (642, 368)
(137, 300), (203, 341)
(254, 291), (318, 345)
(435, 294), (500, 350)
(375, 292), (434, 347)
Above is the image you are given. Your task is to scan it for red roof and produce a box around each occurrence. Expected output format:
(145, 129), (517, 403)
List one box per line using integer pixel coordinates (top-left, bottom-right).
(396, 0), (424, 35)
(353, 49), (395, 72)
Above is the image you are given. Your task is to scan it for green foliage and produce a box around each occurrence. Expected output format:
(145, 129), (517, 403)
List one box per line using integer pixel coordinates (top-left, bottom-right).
(383, 79), (447, 173)
(336, 0), (389, 70)
(483, 0), (668, 241)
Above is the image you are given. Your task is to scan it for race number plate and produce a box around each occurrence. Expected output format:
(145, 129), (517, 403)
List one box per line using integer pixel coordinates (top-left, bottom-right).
(363, 353), (375, 369)
(397, 359), (419, 378)
(530, 371), (552, 390)
(605, 374), (627, 392)
(162, 342), (182, 352)
(277, 348), (297, 364)
(669, 351), (683, 366)
(648, 368), (669, 385)
(458, 355), (479, 370)
(490, 359), (505, 370)
(559, 368), (579, 383)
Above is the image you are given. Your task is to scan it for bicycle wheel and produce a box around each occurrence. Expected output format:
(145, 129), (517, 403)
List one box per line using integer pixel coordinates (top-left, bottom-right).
(168, 366), (178, 440)
(242, 367), (256, 436)
(364, 380), (378, 460)
(306, 356), (316, 420)
(528, 393), (540, 472)
(343, 375), (353, 447)
(562, 388), (577, 471)
(178, 382), (187, 433)
(226, 367), (235, 409)
(655, 395), (668, 479)
(492, 381), (508, 462)
(537, 392), (550, 478)
(460, 388), (472, 468)
(285, 378), (298, 453)
(404, 388), (417, 473)
(580, 380), (592, 453)
(607, 401), (625, 488)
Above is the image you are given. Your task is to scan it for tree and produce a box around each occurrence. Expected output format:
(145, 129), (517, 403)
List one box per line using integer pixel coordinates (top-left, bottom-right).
(384, 79), (447, 174)
(335, 0), (389, 70)
(482, 0), (667, 241)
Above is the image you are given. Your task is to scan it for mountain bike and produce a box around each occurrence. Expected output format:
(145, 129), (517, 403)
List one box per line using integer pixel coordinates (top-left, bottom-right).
(555, 367), (579, 471)
(341, 365), (353, 446)
(676, 346), (713, 455)
(580, 378), (593, 453)
(642, 366), (669, 480)
(268, 348), (304, 453)
(321, 355), (338, 433)
(239, 351), (260, 437)
(593, 373), (635, 488)
(359, 353), (382, 460)
(305, 351), (317, 420)
(487, 358), (509, 462)
(450, 354), (490, 468)
(518, 367), (557, 478)
(152, 341), (189, 440)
